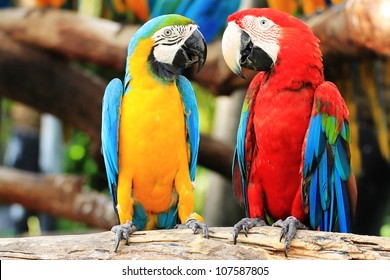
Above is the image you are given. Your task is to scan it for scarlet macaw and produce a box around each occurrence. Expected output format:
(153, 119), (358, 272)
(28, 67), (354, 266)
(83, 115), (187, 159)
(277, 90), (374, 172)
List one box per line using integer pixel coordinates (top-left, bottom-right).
(222, 8), (357, 256)
(101, 14), (208, 252)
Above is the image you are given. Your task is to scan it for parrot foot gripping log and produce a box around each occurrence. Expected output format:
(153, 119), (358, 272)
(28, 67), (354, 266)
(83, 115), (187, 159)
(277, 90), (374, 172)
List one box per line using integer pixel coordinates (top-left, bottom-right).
(273, 216), (308, 257)
(111, 222), (137, 252)
(175, 218), (209, 238)
(232, 217), (267, 245)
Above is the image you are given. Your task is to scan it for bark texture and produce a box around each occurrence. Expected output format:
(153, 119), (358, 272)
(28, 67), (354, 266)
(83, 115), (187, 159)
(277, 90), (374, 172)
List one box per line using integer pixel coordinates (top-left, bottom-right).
(0, 226), (389, 260)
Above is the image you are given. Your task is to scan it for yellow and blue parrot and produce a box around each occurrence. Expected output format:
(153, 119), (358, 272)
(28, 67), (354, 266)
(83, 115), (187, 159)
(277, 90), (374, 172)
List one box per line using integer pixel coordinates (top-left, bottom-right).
(101, 14), (208, 252)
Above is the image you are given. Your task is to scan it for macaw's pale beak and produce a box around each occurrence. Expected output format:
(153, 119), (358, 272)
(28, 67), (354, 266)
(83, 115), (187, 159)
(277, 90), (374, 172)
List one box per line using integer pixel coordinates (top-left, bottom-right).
(222, 21), (245, 78)
(222, 21), (274, 79)
(173, 29), (207, 73)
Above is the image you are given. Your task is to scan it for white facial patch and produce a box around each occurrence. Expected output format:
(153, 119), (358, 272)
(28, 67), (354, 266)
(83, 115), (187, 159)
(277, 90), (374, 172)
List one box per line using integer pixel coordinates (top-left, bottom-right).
(152, 24), (198, 64)
(241, 15), (280, 63)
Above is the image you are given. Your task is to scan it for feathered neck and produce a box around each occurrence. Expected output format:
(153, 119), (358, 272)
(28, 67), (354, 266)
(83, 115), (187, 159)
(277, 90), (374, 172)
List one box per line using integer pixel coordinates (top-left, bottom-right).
(260, 26), (324, 92)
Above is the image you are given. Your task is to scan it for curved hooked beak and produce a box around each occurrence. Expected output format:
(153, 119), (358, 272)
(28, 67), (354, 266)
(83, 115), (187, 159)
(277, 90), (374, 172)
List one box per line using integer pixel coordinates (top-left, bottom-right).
(172, 28), (207, 73)
(222, 22), (274, 78)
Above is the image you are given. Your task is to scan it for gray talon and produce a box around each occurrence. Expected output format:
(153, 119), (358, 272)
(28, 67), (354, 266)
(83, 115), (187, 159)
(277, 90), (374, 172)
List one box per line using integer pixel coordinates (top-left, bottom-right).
(175, 218), (209, 238)
(111, 222), (137, 252)
(272, 216), (307, 257)
(232, 217), (266, 244)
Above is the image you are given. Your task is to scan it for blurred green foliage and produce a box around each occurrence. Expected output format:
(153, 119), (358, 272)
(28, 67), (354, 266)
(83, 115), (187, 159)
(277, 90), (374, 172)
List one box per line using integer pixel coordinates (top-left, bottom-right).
(0, 98), (12, 161)
(64, 130), (98, 188)
(380, 214), (390, 237)
(193, 82), (216, 134)
(56, 218), (89, 234)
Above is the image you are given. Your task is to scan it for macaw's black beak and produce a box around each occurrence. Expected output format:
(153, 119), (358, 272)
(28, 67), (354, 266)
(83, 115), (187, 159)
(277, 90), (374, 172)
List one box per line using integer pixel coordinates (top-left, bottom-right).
(172, 29), (207, 73)
(222, 22), (274, 78)
(239, 31), (274, 73)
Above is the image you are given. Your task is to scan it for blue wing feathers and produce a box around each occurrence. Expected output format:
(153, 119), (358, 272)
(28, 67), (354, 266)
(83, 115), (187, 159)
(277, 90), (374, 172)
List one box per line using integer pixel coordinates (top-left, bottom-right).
(101, 78), (123, 220)
(132, 204), (148, 231)
(157, 206), (178, 229)
(322, 209), (329, 231)
(235, 105), (250, 216)
(237, 110), (249, 181)
(329, 181), (335, 231)
(304, 85), (352, 233)
(335, 138), (351, 180)
(233, 148), (248, 217)
(341, 178), (351, 232)
(334, 169), (350, 232)
(318, 124), (327, 156)
(303, 119), (315, 177)
(340, 122), (350, 141)
(176, 76), (199, 182)
(309, 169), (322, 229)
(318, 149), (329, 210)
(304, 115), (327, 177)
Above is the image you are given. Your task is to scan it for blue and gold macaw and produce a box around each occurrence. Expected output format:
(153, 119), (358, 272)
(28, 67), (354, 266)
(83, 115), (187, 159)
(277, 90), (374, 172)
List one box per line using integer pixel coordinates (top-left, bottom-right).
(101, 14), (208, 252)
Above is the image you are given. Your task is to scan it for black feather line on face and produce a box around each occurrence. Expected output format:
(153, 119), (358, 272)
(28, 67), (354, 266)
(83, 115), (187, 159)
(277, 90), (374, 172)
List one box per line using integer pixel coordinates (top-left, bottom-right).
(148, 50), (178, 83)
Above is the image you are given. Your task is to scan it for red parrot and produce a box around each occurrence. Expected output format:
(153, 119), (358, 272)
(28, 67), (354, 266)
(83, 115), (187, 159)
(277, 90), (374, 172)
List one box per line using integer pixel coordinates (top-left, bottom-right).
(221, 8), (357, 256)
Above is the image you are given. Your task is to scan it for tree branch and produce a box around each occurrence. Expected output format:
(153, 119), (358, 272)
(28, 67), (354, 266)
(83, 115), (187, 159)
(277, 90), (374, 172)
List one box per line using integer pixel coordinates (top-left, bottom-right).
(306, 0), (390, 62)
(1, 2), (388, 95)
(0, 7), (134, 69)
(0, 31), (105, 156)
(0, 167), (116, 230)
(0, 7), (248, 95)
(0, 226), (389, 260)
(198, 134), (234, 179)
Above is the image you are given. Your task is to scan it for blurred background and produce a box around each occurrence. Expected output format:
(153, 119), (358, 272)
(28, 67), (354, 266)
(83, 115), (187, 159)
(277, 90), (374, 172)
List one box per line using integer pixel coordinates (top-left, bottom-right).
(0, 0), (389, 239)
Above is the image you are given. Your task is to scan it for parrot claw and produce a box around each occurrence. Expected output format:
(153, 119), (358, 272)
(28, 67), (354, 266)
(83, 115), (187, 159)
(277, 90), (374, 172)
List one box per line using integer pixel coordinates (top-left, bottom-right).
(111, 222), (137, 253)
(175, 218), (209, 238)
(232, 217), (266, 245)
(272, 216), (307, 257)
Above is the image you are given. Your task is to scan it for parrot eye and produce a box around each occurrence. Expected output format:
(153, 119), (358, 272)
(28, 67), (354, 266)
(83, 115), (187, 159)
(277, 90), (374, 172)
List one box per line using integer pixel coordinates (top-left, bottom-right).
(164, 29), (172, 37)
(258, 17), (271, 29)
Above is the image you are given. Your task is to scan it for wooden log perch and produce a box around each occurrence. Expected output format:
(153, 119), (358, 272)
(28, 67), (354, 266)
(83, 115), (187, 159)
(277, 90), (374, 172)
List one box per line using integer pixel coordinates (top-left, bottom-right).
(0, 227), (389, 260)
(306, 0), (390, 62)
(2, 167), (387, 260)
(0, 167), (116, 230)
